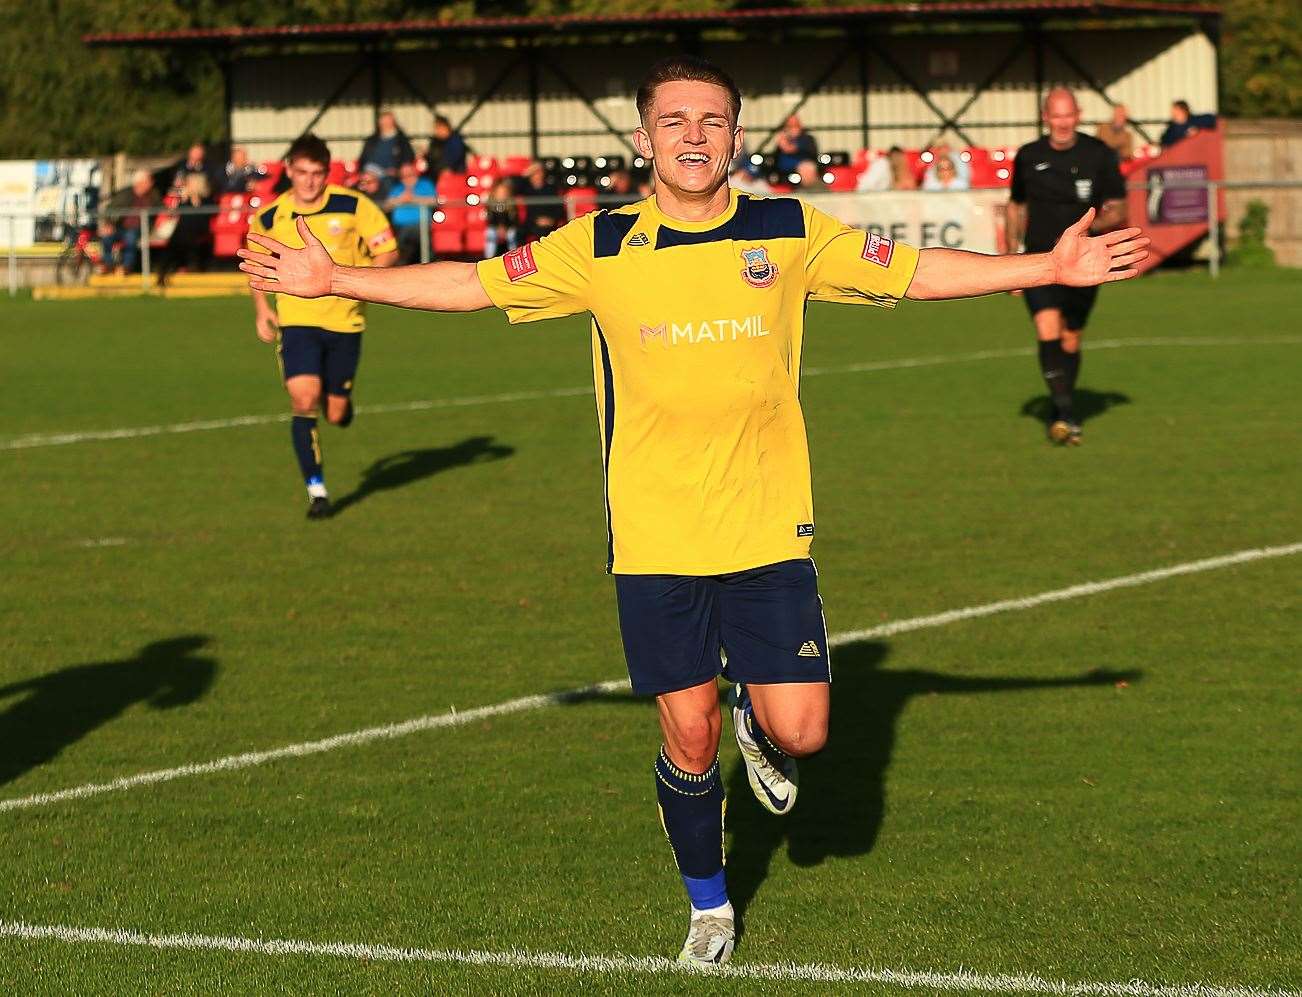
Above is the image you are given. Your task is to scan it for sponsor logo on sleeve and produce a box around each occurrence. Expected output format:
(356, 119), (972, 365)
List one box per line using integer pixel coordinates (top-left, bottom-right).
(368, 228), (394, 249)
(862, 233), (894, 268)
(503, 244), (539, 282)
(796, 523), (815, 537)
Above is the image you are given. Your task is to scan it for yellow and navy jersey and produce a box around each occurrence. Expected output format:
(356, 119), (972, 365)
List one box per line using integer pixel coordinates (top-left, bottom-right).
(247, 183), (397, 333)
(476, 186), (918, 576)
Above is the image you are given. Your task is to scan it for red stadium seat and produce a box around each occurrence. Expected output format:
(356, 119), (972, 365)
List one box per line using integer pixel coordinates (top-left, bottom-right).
(503, 156), (533, 176)
(437, 171), (471, 197)
(564, 186), (599, 218)
(822, 165), (858, 191)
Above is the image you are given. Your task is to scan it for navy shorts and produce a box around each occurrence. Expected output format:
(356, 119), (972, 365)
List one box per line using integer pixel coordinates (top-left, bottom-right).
(1023, 283), (1099, 332)
(615, 559), (831, 697)
(278, 326), (362, 397)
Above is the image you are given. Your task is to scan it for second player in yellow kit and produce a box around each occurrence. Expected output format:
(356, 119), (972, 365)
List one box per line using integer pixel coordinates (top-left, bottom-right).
(247, 133), (397, 518)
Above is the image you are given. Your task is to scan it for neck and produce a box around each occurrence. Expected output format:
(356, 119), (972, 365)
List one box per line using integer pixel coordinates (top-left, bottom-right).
(292, 189), (326, 212)
(654, 182), (731, 223)
(1049, 132), (1077, 151)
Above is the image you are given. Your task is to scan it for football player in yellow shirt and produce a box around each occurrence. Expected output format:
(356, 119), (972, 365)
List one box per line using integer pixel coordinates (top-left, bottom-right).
(247, 133), (398, 518)
(240, 58), (1148, 963)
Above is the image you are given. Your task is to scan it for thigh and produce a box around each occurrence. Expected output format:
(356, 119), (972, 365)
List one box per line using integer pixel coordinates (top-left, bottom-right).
(717, 559), (831, 687)
(279, 326), (327, 383)
(615, 574), (721, 696)
(1023, 284), (1067, 326)
(322, 331), (362, 398)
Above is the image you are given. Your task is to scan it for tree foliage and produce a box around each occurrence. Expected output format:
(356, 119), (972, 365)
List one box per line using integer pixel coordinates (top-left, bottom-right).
(0, 0), (1295, 158)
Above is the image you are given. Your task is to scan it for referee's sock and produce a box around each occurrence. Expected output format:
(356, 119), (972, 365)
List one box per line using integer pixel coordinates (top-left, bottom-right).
(1063, 345), (1082, 394)
(1037, 339), (1074, 423)
(654, 748), (729, 913)
(291, 415), (325, 491)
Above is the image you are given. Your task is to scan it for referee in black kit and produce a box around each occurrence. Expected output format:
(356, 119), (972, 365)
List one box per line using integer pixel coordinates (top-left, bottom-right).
(1007, 88), (1127, 446)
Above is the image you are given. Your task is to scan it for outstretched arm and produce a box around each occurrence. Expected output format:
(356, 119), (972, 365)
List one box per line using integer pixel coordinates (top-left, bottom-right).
(238, 216), (492, 312)
(906, 208), (1148, 301)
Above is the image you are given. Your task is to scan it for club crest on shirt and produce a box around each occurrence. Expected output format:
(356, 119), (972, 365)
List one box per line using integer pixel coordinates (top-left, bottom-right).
(739, 246), (778, 288)
(328, 218), (344, 235)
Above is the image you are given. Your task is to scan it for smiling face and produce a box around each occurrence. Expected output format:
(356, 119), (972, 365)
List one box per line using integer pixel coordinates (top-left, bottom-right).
(633, 79), (742, 214)
(1043, 89), (1081, 149)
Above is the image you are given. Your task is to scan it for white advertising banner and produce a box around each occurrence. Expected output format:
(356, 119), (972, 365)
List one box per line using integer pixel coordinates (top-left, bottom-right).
(0, 161), (37, 248)
(0, 158), (100, 247)
(804, 190), (1008, 255)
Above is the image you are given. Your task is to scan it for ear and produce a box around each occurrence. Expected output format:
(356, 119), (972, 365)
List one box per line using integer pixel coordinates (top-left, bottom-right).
(633, 126), (653, 161)
(732, 125), (745, 162)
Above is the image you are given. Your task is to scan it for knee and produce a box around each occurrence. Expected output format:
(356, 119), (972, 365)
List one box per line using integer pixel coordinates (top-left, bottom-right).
(290, 398), (319, 417)
(667, 715), (722, 772)
(1060, 330), (1081, 353)
(768, 717), (828, 758)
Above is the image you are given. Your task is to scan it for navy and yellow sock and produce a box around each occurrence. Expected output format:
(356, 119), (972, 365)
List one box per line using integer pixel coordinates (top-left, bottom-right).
(654, 748), (728, 911)
(291, 415), (324, 488)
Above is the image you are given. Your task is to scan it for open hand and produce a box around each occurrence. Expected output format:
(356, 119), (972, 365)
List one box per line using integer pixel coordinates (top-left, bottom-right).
(238, 217), (334, 298)
(1051, 209), (1150, 287)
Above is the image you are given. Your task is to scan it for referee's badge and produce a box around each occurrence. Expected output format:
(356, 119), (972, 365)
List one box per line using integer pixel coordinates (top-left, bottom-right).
(740, 246), (778, 288)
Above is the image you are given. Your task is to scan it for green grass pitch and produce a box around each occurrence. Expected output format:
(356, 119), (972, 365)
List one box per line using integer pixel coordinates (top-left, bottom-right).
(0, 268), (1299, 995)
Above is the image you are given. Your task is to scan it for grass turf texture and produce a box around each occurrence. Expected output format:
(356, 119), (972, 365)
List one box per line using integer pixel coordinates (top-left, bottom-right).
(0, 268), (1299, 995)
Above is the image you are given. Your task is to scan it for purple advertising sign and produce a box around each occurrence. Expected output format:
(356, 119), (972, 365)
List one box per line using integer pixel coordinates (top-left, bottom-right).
(1146, 166), (1209, 224)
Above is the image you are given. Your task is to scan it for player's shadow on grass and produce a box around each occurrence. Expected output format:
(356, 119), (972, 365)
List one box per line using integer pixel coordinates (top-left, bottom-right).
(1020, 388), (1132, 426)
(330, 436), (515, 517)
(0, 636), (217, 788)
(723, 641), (1142, 927)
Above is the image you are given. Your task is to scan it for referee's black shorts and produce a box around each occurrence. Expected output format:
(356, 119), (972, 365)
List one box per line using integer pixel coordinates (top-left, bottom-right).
(1023, 284), (1099, 332)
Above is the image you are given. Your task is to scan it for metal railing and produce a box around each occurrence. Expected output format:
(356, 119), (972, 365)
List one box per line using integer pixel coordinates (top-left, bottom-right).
(4, 179), (1299, 296)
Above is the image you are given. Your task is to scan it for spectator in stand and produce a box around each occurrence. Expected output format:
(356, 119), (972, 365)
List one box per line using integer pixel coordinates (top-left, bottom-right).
(857, 147), (917, 192)
(1159, 100), (1217, 148)
(384, 160), (438, 264)
(355, 163), (387, 201)
(359, 111), (415, 184)
(729, 162), (771, 196)
(169, 142), (214, 200)
(922, 153), (969, 191)
(483, 178), (520, 259)
(604, 169), (642, 207)
(922, 143), (970, 189)
(775, 115), (818, 177)
(1095, 105), (1135, 161)
(795, 160), (823, 188)
(221, 146), (264, 195)
(425, 114), (468, 178)
(98, 169), (161, 275)
(515, 162), (563, 242)
(158, 172), (213, 284)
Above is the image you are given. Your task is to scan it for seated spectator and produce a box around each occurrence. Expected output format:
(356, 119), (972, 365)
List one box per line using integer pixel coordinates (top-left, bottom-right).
(220, 146), (264, 195)
(775, 115), (818, 176)
(483, 179), (519, 259)
(922, 143), (970, 189)
(384, 161), (437, 264)
(97, 169), (161, 275)
(425, 114), (468, 177)
(922, 154), (969, 191)
(354, 163), (388, 201)
(168, 143), (213, 201)
(158, 172), (213, 284)
(857, 147), (917, 191)
(1160, 100), (1218, 148)
(604, 169), (641, 207)
(1096, 105), (1135, 161)
(359, 111), (415, 184)
(514, 162), (563, 242)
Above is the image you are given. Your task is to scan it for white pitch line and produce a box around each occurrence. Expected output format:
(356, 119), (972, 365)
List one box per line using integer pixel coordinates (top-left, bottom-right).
(2, 541), (1297, 816)
(0, 921), (1295, 997)
(3, 335), (1295, 452)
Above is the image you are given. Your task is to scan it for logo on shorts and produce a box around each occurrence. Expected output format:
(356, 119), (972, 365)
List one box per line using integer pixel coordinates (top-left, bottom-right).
(796, 523), (815, 537)
(797, 641), (822, 657)
(740, 246), (779, 288)
(628, 232), (650, 247)
(862, 233), (894, 268)
(503, 244), (539, 282)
